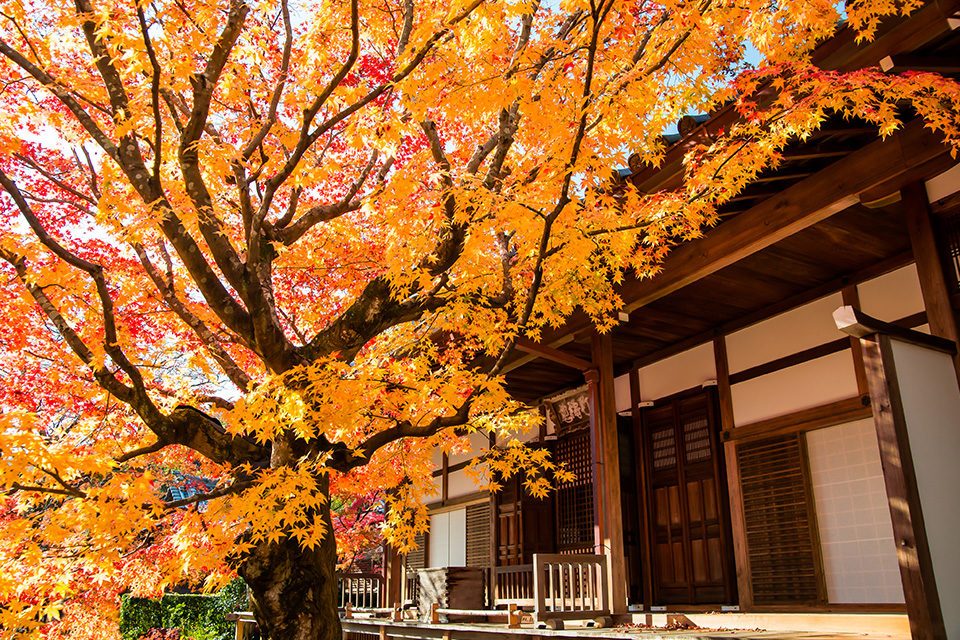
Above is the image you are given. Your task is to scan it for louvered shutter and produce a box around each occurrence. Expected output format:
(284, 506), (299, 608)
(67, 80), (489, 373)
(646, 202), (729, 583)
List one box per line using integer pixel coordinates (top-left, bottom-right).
(406, 534), (426, 571)
(465, 503), (491, 568)
(738, 434), (823, 604)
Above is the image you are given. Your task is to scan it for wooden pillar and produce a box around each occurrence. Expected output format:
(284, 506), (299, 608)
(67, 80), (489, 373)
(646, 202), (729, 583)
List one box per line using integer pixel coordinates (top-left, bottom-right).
(588, 334), (629, 615)
(384, 544), (404, 607)
(488, 431), (498, 608)
(585, 368), (606, 552)
(713, 336), (752, 610)
(842, 286), (871, 399)
(629, 366), (653, 610)
(902, 181), (960, 377)
(836, 307), (958, 640)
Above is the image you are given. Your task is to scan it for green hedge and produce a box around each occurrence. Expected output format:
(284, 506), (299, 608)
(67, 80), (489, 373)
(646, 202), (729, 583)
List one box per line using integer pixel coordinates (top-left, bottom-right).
(119, 596), (162, 639)
(120, 580), (246, 640)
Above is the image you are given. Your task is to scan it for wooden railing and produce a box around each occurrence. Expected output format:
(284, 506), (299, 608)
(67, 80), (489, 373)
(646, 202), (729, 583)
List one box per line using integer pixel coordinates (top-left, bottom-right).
(533, 554), (608, 622)
(493, 564), (535, 607)
(493, 554), (609, 624)
(337, 572), (384, 609)
(402, 569), (420, 607)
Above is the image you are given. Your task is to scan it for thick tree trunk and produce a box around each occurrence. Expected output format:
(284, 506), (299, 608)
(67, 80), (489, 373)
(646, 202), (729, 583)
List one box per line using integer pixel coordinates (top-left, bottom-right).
(238, 496), (342, 640)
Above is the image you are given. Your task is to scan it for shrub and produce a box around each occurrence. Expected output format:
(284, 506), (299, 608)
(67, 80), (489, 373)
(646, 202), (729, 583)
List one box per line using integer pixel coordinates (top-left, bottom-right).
(120, 580), (246, 640)
(119, 597), (162, 640)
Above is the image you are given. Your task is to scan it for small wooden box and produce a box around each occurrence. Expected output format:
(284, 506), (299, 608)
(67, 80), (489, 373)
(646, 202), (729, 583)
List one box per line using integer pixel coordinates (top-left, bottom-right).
(417, 567), (485, 622)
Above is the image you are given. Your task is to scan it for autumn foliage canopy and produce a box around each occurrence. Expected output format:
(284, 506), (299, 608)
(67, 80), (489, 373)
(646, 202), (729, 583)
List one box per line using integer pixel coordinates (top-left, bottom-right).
(0, 0), (958, 636)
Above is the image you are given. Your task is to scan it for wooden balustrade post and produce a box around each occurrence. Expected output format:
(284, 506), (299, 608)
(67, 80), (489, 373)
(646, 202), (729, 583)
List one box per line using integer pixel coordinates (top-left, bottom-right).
(508, 603), (520, 629)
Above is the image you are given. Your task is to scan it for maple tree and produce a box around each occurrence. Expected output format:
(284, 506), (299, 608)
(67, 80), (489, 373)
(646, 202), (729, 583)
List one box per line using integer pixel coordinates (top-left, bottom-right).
(0, 0), (958, 637)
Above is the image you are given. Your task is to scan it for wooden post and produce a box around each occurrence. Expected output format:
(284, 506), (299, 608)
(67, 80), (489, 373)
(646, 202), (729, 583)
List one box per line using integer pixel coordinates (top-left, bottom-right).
(585, 368), (605, 553)
(589, 334), (629, 615)
(629, 366), (654, 610)
(714, 336), (752, 610)
(507, 602), (520, 629)
(384, 544), (404, 608)
(488, 431), (498, 609)
(842, 286), (871, 399)
(902, 181), (960, 378)
(836, 307), (957, 640)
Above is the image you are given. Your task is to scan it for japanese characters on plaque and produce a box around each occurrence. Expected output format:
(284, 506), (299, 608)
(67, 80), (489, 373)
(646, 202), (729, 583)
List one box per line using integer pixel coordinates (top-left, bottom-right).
(546, 388), (591, 435)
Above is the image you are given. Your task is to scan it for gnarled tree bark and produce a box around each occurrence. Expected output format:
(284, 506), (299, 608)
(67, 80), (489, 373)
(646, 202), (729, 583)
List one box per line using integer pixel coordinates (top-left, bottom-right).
(239, 479), (342, 640)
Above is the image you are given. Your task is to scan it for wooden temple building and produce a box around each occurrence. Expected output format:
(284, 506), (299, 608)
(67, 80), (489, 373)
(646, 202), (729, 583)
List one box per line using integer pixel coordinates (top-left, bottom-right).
(333, 2), (960, 639)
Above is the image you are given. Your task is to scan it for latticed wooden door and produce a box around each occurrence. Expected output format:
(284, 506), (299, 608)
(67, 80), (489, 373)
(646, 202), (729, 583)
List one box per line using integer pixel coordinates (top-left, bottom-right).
(642, 391), (734, 605)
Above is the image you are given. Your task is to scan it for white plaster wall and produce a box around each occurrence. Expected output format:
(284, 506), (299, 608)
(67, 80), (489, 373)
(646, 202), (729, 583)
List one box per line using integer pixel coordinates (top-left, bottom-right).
(614, 373), (632, 413)
(726, 293), (844, 374)
(638, 342), (716, 401)
(856, 264), (924, 323)
(446, 468), (482, 499)
(447, 432), (491, 466)
(428, 509), (467, 567)
(806, 419), (904, 604)
(730, 351), (859, 426)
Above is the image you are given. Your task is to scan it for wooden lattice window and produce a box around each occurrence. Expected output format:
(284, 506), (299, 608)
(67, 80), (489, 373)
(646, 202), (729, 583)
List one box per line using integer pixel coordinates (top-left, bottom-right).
(738, 434), (823, 605)
(465, 503), (491, 568)
(554, 429), (595, 551)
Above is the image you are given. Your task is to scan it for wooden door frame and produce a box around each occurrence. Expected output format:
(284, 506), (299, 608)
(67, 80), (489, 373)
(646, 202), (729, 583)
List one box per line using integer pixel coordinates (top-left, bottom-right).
(636, 384), (738, 607)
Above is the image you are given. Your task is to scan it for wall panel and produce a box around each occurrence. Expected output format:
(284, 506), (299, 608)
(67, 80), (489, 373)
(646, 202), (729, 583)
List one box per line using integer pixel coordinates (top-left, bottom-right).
(806, 419), (904, 604)
(856, 265), (924, 322)
(638, 343), (716, 402)
(726, 294), (844, 374)
(731, 351), (859, 426)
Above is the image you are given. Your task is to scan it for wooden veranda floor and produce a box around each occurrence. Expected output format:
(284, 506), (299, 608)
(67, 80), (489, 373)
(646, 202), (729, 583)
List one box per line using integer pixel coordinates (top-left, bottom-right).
(341, 614), (910, 640)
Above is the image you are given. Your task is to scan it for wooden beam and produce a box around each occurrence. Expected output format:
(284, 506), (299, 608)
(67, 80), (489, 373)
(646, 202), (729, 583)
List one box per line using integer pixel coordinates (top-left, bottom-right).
(902, 181), (960, 378)
(813, 0), (960, 72)
(621, 120), (950, 314)
(502, 334), (577, 374)
(621, 251), (914, 375)
(723, 396), (872, 443)
(833, 307), (956, 354)
(879, 53), (960, 74)
(590, 334), (628, 615)
(514, 336), (592, 371)
(728, 338), (850, 386)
